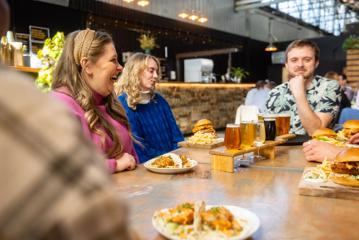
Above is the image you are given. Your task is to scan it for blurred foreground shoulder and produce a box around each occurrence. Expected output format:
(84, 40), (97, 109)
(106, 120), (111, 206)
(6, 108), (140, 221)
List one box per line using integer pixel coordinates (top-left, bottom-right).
(0, 66), (138, 240)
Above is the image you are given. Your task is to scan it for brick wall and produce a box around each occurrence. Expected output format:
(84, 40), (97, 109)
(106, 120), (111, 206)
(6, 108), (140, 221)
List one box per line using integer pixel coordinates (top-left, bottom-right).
(156, 83), (253, 134)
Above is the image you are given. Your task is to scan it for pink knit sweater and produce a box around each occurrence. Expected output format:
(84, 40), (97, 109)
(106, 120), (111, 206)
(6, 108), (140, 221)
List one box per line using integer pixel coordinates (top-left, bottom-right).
(51, 87), (138, 173)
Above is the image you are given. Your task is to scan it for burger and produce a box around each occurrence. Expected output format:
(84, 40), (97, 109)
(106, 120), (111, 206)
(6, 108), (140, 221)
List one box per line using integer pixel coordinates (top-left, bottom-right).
(311, 128), (344, 146)
(188, 119), (217, 144)
(312, 128), (337, 139)
(192, 119), (215, 134)
(330, 148), (359, 187)
(337, 120), (359, 140)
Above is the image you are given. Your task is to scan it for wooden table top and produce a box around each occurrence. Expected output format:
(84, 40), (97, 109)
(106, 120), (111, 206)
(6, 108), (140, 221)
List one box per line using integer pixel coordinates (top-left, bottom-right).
(112, 146), (359, 240)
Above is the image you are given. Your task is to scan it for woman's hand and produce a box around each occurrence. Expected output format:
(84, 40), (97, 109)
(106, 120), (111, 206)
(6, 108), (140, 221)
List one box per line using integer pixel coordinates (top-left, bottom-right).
(349, 132), (359, 144)
(116, 153), (137, 172)
(302, 140), (343, 162)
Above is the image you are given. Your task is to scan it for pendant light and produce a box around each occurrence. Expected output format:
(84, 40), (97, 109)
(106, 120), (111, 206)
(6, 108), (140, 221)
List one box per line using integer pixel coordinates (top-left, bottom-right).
(265, 18), (278, 52)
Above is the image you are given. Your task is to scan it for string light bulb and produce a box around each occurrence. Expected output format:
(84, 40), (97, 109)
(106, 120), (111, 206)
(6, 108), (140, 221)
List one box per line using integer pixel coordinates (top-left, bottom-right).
(198, 16), (208, 23)
(188, 11), (199, 21)
(137, 0), (149, 7)
(178, 11), (189, 19)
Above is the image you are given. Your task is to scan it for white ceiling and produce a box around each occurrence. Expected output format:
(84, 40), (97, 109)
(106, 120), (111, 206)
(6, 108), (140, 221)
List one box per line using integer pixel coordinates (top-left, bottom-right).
(97, 0), (325, 42)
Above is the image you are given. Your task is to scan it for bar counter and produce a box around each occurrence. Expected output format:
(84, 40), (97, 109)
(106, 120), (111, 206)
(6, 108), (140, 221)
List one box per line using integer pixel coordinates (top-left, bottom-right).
(156, 82), (254, 134)
(112, 146), (359, 239)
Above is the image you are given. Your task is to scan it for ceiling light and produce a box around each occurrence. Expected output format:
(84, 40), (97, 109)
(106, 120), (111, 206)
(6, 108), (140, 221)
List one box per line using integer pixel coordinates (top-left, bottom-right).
(198, 16), (208, 23)
(188, 14), (199, 21)
(265, 18), (278, 52)
(265, 43), (278, 52)
(178, 12), (189, 19)
(123, 0), (134, 2)
(137, 0), (149, 7)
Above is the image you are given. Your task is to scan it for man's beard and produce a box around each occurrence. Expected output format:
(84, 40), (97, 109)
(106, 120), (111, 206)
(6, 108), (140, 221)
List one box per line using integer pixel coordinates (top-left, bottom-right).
(288, 68), (314, 80)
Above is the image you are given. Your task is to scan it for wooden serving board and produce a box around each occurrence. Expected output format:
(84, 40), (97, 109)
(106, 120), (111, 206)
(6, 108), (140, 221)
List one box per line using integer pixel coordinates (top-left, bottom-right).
(178, 138), (224, 149)
(209, 139), (286, 157)
(298, 167), (359, 201)
(209, 139), (287, 173)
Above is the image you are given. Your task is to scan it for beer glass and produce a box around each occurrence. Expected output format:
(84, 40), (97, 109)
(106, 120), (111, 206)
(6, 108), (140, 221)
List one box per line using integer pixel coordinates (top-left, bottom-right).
(276, 113), (291, 136)
(240, 121), (256, 148)
(255, 120), (266, 145)
(251, 120), (266, 161)
(264, 115), (276, 140)
(224, 124), (241, 149)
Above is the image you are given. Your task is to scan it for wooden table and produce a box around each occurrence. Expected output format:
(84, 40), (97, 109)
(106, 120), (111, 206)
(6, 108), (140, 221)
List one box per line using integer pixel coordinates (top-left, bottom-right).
(112, 146), (359, 240)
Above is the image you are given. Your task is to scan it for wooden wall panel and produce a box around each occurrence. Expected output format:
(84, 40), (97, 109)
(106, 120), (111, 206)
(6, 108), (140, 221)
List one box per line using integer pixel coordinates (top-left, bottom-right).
(346, 50), (359, 85)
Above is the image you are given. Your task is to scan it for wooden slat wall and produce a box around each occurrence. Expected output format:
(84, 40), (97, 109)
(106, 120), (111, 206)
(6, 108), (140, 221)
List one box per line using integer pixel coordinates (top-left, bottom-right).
(347, 50), (359, 87)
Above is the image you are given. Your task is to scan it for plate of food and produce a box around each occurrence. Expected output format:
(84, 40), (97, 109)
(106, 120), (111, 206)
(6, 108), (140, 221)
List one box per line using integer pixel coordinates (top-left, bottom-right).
(179, 119), (224, 149)
(144, 153), (198, 174)
(152, 201), (260, 240)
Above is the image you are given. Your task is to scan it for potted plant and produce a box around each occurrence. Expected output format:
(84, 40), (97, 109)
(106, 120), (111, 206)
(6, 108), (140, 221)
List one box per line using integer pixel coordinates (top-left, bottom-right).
(342, 35), (359, 50)
(230, 66), (249, 83)
(138, 33), (157, 54)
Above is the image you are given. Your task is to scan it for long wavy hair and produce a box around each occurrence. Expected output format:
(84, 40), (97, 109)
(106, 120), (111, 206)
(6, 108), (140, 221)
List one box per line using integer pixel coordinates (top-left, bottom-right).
(52, 30), (129, 159)
(116, 53), (160, 110)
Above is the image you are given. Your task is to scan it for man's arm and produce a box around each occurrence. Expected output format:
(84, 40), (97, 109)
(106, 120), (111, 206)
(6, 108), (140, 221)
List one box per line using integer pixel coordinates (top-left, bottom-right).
(289, 76), (333, 136)
(294, 93), (333, 136)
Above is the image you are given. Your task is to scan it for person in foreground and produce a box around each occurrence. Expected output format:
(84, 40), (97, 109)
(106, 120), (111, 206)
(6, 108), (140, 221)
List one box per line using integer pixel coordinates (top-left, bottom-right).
(117, 53), (184, 163)
(51, 29), (138, 173)
(0, 1), (137, 239)
(266, 40), (341, 136)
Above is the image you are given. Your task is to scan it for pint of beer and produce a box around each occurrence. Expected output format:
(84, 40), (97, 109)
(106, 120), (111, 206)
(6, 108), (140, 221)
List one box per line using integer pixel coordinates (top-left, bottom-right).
(263, 114), (276, 140)
(240, 122), (256, 147)
(276, 113), (291, 136)
(224, 124), (241, 149)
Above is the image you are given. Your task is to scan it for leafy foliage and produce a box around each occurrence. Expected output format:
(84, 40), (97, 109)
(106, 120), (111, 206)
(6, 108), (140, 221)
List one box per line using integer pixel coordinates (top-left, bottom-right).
(138, 34), (158, 50)
(35, 32), (65, 91)
(230, 66), (249, 79)
(342, 35), (359, 50)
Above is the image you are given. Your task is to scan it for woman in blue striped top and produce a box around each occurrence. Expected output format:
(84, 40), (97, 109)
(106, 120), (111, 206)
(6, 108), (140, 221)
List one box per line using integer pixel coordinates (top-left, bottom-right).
(116, 53), (184, 163)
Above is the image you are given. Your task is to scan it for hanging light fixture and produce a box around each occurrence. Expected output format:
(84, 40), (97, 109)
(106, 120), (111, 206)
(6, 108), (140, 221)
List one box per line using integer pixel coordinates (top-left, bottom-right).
(198, 16), (208, 23)
(178, 11), (189, 19)
(177, 0), (208, 24)
(265, 18), (278, 52)
(137, 0), (149, 7)
(188, 10), (199, 21)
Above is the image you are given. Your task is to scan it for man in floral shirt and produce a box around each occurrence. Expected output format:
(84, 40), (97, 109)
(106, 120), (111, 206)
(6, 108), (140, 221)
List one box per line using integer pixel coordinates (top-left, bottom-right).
(266, 40), (341, 136)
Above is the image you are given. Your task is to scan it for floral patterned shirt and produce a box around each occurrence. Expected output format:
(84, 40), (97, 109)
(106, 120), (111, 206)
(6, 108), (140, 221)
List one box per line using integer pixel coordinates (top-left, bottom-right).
(265, 75), (341, 135)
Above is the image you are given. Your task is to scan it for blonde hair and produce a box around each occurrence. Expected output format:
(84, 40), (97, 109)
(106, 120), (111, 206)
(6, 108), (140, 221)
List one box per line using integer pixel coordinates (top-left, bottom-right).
(116, 53), (161, 110)
(52, 29), (129, 158)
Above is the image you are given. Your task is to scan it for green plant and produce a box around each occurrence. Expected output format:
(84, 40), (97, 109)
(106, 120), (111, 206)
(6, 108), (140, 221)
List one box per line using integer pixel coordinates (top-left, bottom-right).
(35, 31), (65, 91)
(138, 33), (158, 51)
(230, 66), (249, 80)
(342, 35), (359, 50)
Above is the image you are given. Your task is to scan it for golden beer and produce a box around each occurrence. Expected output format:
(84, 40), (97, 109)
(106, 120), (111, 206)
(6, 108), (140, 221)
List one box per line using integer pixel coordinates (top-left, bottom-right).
(240, 122), (256, 147)
(255, 121), (266, 144)
(224, 124), (241, 149)
(258, 114), (264, 121)
(276, 114), (291, 136)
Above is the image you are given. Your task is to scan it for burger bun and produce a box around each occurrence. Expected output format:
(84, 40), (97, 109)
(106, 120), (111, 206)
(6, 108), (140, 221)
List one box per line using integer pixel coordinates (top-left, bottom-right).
(343, 120), (359, 129)
(312, 128), (336, 138)
(192, 119), (215, 134)
(330, 174), (359, 187)
(334, 148), (359, 163)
